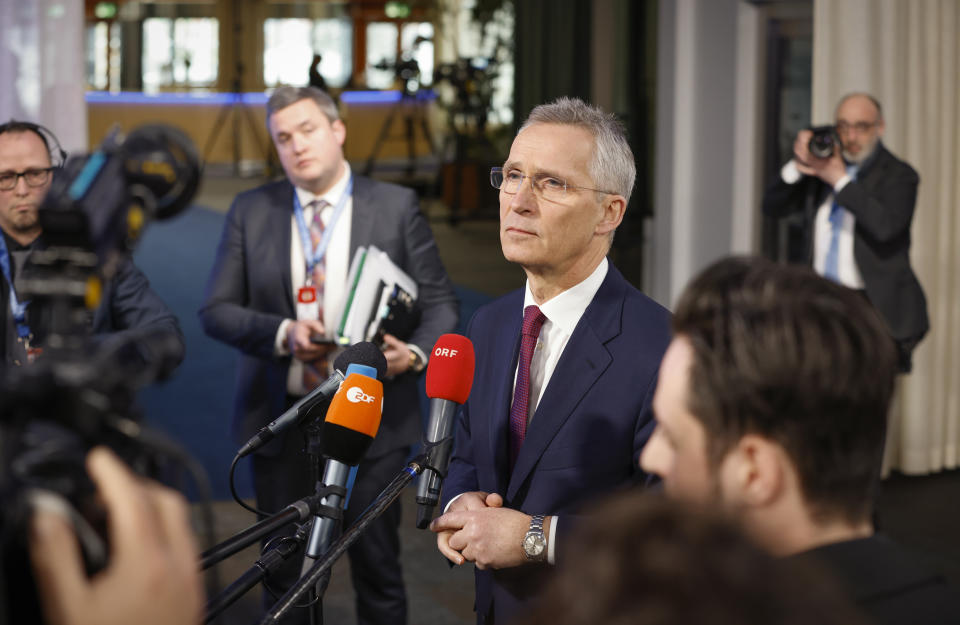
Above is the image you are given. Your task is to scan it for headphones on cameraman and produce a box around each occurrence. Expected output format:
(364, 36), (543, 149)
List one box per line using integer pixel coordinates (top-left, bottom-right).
(0, 119), (68, 168)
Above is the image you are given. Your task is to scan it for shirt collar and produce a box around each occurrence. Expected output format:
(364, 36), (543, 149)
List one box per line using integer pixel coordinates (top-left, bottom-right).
(1, 228), (41, 252)
(523, 257), (609, 335)
(294, 161), (352, 210)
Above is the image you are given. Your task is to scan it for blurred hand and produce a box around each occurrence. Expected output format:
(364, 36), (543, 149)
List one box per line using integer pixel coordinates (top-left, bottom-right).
(29, 447), (203, 625)
(286, 319), (332, 362)
(381, 333), (412, 377)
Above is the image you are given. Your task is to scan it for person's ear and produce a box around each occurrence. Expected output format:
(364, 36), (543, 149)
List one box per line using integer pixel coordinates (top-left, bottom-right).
(595, 194), (625, 237)
(726, 434), (784, 508)
(332, 118), (347, 147)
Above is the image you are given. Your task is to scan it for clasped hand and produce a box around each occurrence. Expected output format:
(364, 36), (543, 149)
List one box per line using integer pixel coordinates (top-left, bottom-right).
(429, 492), (535, 570)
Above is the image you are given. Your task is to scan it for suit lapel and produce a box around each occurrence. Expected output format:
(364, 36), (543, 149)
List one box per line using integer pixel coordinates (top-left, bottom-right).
(506, 266), (624, 501)
(349, 176), (374, 255)
(267, 183), (295, 315)
(487, 292), (524, 497)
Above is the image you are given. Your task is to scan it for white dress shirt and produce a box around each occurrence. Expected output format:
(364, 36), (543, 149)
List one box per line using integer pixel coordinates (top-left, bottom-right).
(275, 164), (354, 395)
(781, 160), (865, 289)
(514, 257), (609, 421)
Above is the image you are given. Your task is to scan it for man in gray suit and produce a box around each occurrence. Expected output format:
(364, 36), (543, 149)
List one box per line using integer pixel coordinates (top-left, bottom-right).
(200, 86), (458, 625)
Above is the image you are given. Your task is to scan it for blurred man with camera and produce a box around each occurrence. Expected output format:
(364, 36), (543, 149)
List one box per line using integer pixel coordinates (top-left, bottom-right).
(0, 121), (184, 369)
(762, 93), (927, 372)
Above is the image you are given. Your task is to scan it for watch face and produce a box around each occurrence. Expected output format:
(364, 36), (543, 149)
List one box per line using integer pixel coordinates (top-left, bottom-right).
(523, 533), (545, 557)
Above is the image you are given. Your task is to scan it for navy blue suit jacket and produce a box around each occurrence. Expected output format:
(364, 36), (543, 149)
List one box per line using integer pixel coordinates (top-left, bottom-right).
(199, 175), (458, 459)
(443, 263), (671, 624)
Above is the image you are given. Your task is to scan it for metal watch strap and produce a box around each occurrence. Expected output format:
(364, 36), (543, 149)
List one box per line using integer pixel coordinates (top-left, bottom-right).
(408, 349), (424, 373)
(523, 514), (547, 561)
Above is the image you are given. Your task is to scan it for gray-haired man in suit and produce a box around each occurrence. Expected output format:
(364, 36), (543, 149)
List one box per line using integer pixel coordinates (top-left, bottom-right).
(200, 86), (459, 625)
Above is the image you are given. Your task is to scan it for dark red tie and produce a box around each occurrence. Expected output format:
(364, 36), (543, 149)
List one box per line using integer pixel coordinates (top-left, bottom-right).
(510, 305), (547, 468)
(303, 199), (330, 390)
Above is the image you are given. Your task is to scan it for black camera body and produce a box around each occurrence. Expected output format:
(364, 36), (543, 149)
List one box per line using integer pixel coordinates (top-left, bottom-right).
(0, 123), (200, 625)
(808, 125), (842, 159)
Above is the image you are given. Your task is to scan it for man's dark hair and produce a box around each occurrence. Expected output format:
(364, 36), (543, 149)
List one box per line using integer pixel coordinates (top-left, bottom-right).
(672, 256), (897, 525)
(0, 120), (61, 167)
(265, 86), (339, 130)
(520, 493), (868, 625)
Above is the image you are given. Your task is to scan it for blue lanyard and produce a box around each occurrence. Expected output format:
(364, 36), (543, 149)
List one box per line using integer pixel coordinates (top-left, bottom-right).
(0, 234), (31, 339)
(293, 176), (352, 284)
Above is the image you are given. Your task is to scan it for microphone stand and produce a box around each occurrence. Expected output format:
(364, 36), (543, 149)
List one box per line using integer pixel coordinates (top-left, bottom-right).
(298, 419), (344, 625)
(200, 492), (335, 570)
(200, 487), (346, 622)
(204, 523), (311, 623)
(259, 456), (429, 625)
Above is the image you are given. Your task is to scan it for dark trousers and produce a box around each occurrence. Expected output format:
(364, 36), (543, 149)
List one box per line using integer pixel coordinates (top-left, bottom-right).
(252, 429), (408, 625)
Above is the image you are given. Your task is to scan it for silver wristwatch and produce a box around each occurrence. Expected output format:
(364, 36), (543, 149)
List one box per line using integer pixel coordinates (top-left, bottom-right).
(522, 514), (547, 562)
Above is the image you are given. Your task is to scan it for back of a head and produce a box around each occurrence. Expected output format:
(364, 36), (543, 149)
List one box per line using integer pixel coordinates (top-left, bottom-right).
(672, 255), (897, 525)
(517, 493), (868, 625)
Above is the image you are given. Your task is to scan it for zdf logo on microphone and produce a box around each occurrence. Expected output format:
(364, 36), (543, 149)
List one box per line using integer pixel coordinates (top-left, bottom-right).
(346, 386), (376, 403)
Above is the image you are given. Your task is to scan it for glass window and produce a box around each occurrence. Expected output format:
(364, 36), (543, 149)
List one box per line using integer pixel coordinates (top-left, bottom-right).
(400, 22), (434, 87)
(142, 17), (218, 92)
(264, 18), (312, 87)
(86, 22), (109, 90)
(366, 22), (398, 90)
(440, 0), (514, 125)
(263, 17), (353, 88)
(311, 18), (353, 88)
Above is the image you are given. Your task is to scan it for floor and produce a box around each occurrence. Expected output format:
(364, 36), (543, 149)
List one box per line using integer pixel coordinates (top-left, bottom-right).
(192, 171), (960, 625)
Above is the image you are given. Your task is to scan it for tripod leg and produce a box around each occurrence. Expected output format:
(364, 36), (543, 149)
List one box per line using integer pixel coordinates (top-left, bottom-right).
(202, 104), (235, 166)
(405, 114), (416, 178)
(364, 100), (403, 177)
(238, 100), (275, 177)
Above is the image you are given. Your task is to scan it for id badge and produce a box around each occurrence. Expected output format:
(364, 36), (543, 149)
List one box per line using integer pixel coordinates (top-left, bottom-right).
(296, 285), (320, 321)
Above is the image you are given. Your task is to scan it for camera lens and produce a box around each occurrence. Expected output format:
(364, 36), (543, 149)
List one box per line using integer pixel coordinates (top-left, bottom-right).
(808, 126), (839, 159)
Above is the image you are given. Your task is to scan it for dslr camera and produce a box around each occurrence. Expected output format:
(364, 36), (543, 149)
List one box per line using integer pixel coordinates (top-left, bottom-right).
(807, 125), (842, 159)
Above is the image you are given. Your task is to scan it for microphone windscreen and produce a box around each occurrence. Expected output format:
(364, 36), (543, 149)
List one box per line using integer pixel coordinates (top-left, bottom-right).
(321, 372), (383, 464)
(425, 334), (475, 404)
(334, 341), (388, 380)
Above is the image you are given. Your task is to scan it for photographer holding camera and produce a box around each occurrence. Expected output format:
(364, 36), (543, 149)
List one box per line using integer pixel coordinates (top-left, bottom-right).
(0, 120), (185, 369)
(762, 93), (928, 372)
(27, 447), (203, 625)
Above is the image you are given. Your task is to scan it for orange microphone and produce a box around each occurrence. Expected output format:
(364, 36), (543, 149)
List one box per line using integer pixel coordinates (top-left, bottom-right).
(302, 365), (383, 571)
(320, 369), (384, 465)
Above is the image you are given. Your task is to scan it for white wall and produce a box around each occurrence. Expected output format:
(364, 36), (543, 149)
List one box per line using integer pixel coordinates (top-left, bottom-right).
(650, 0), (766, 308)
(0, 0), (87, 152)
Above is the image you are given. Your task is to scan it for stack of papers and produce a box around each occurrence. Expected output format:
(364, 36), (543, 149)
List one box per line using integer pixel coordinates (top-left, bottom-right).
(335, 246), (418, 346)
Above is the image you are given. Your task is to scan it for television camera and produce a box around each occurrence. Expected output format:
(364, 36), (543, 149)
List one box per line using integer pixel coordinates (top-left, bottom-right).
(0, 123), (202, 624)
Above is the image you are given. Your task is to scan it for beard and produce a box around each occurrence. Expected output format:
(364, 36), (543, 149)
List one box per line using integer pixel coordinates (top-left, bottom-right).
(10, 208), (39, 232)
(842, 135), (880, 165)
